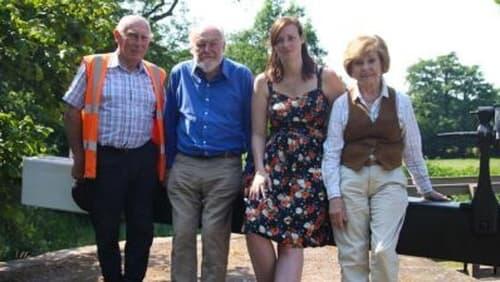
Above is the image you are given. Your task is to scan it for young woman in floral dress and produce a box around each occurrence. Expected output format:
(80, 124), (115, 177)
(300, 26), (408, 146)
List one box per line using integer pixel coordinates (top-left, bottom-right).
(243, 16), (345, 282)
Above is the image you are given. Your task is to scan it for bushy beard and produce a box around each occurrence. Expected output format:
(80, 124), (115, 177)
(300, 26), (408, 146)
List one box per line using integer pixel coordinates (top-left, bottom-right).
(195, 57), (222, 74)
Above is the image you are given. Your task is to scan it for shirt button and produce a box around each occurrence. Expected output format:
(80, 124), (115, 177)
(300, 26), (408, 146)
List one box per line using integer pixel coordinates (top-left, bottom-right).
(203, 125), (207, 129)
(204, 111), (208, 115)
(203, 140), (207, 144)
(205, 97), (210, 102)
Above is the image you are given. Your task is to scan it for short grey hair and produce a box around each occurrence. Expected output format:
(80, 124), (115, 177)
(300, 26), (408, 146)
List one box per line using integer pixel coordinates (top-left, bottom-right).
(115, 15), (153, 39)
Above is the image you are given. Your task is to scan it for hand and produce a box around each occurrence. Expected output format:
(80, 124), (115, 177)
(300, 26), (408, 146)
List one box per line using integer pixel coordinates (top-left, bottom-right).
(329, 197), (348, 230)
(424, 190), (450, 202)
(248, 170), (271, 200)
(71, 156), (85, 180)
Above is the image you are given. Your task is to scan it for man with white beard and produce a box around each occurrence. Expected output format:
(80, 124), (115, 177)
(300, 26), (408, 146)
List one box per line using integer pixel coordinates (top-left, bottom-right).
(164, 24), (253, 282)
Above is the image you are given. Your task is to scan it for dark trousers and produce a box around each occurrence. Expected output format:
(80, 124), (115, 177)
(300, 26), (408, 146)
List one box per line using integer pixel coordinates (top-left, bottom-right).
(90, 141), (157, 282)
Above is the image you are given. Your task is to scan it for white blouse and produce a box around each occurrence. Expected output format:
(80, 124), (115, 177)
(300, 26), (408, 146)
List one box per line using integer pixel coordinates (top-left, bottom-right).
(321, 80), (433, 199)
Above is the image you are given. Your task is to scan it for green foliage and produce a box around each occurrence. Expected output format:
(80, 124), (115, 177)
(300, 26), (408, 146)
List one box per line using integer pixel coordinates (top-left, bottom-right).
(225, 0), (326, 74)
(406, 53), (500, 158)
(0, 91), (55, 199)
(1, 0), (119, 94)
(0, 0), (121, 261)
(0, 209), (96, 261)
(121, 0), (192, 70)
(449, 193), (500, 203)
(426, 158), (500, 177)
(427, 158), (500, 203)
(0, 110), (56, 260)
(0, 0), (120, 152)
(0, 0), (184, 262)
(0, 211), (173, 261)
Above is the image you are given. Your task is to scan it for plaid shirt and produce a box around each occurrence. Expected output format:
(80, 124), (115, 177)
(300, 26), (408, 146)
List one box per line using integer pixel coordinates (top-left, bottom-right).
(63, 52), (157, 149)
(322, 79), (433, 198)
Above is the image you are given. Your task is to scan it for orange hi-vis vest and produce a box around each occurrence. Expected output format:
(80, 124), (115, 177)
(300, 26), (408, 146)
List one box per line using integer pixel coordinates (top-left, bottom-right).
(81, 53), (166, 181)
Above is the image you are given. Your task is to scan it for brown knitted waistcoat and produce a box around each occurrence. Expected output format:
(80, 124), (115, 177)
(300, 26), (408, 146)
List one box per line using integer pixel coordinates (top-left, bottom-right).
(341, 87), (403, 171)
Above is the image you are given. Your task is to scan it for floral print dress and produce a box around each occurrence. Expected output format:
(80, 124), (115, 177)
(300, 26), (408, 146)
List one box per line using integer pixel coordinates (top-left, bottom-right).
(242, 70), (333, 247)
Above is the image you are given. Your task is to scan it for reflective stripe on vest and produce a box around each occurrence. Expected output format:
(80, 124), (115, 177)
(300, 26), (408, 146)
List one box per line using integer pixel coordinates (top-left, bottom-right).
(143, 60), (167, 181)
(81, 53), (167, 181)
(82, 54), (109, 179)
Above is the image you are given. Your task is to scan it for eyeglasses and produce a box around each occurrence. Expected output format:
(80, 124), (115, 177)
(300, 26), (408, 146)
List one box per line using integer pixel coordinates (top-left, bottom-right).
(123, 31), (152, 42)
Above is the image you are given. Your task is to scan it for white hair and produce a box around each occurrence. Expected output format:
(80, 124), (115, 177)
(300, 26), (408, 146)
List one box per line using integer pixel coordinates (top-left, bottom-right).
(189, 23), (225, 46)
(115, 15), (153, 38)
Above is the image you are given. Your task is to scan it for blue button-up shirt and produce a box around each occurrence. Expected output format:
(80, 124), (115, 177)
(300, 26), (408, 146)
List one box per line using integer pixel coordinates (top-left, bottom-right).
(164, 58), (253, 168)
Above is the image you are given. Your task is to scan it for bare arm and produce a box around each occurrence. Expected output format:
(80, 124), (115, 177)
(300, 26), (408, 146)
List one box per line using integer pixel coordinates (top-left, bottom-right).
(247, 73), (271, 200)
(251, 74), (269, 173)
(321, 67), (346, 104)
(63, 104), (84, 179)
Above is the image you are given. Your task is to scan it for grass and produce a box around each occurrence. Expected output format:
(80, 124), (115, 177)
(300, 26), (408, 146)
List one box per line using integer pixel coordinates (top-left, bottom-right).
(59, 222), (174, 249)
(0, 205), (174, 262)
(425, 158), (500, 177)
(423, 158), (500, 202)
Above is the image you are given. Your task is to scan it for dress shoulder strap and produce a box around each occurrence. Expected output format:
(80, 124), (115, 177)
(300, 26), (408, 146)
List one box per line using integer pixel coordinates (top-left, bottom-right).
(316, 66), (324, 90)
(267, 80), (274, 95)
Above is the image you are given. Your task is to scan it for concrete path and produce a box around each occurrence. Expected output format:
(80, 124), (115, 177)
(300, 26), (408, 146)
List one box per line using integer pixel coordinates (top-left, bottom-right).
(0, 234), (487, 281)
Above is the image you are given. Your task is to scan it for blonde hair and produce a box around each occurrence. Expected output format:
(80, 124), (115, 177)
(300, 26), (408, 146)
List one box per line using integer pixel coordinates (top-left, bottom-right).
(343, 35), (390, 77)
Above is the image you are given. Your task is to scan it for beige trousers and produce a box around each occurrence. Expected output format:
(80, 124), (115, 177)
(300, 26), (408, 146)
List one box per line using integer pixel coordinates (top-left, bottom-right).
(167, 153), (242, 282)
(334, 165), (408, 282)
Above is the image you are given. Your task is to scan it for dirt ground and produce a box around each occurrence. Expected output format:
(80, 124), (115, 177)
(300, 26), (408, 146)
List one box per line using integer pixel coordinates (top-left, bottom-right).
(0, 234), (490, 282)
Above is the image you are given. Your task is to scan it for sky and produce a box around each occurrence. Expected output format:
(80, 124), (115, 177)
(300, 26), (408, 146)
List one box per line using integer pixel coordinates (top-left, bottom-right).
(184, 0), (500, 91)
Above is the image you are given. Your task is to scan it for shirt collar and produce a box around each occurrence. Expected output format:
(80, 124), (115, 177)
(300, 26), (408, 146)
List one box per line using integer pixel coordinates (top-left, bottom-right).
(108, 50), (146, 73)
(350, 78), (389, 103)
(190, 58), (228, 82)
(220, 58), (231, 78)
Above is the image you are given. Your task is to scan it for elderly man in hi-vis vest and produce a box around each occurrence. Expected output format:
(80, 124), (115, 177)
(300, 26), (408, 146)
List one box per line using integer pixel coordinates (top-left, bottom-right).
(63, 15), (166, 282)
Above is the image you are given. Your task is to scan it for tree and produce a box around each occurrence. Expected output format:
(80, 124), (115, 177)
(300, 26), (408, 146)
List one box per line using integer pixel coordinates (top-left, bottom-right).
(0, 0), (188, 260)
(120, 0), (192, 69)
(121, 0), (179, 22)
(225, 0), (327, 74)
(0, 0), (188, 154)
(406, 52), (499, 158)
(0, 0), (121, 260)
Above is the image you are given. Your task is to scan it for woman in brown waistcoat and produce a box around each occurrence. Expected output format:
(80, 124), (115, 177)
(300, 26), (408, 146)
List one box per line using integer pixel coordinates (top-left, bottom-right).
(321, 34), (449, 282)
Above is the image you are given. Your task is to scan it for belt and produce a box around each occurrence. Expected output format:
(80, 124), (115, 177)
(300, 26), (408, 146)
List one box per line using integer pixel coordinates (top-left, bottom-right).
(98, 140), (152, 154)
(182, 152), (240, 159)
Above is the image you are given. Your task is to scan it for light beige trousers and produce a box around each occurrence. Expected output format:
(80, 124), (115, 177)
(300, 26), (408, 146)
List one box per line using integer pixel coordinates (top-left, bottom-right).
(167, 153), (242, 282)
(334, 165), (408, 282)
